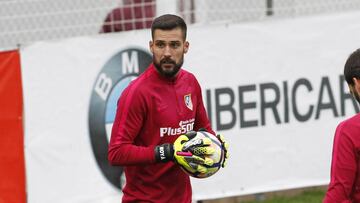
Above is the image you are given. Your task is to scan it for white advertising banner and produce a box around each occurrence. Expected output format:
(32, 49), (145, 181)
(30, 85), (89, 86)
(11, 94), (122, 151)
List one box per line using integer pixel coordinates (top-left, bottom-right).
(21, 11), (360, 202)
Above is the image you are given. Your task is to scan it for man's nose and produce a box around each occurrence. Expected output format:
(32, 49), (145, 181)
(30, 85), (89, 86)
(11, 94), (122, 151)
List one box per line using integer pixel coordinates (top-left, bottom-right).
(164, 46), (171, 57)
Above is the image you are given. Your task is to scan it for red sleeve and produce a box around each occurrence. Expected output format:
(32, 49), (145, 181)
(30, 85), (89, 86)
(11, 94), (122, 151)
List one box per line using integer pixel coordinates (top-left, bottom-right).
(108, 84), (156, 166)
(324, 122), (356, 203)
(193, 78), (215, 135)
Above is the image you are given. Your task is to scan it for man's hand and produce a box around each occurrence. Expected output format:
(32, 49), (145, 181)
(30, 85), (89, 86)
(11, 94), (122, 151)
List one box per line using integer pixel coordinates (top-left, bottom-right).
(154, 131), (215, 174)
(173, 131), (215, 174)
(217, 134), (229, 167)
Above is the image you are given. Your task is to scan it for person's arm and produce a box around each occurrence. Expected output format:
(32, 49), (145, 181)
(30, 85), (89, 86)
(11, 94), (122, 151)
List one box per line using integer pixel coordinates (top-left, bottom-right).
(108, 85), (155, 166)
(193, 78), (215, 135)
(324, 122), (357, 203)
(193, 77), (229, 167)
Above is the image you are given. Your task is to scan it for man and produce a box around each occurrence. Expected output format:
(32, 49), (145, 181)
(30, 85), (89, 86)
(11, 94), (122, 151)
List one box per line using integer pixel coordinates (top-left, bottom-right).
(324, 49), (360, 202)
(108, 14), (228, 202)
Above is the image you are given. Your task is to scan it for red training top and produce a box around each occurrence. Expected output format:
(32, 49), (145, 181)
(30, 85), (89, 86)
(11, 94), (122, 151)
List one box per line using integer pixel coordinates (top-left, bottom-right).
(108, 64), (214, 203)
(324, 113), (360, 203)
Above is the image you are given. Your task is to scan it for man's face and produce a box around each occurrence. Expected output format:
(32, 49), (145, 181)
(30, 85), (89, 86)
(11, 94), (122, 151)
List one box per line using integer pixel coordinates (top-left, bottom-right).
(150, 28), (189, 78)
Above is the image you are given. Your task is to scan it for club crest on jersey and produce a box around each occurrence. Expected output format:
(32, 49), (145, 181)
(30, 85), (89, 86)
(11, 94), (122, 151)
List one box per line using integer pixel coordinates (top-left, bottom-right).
(184, 94), (193, 111)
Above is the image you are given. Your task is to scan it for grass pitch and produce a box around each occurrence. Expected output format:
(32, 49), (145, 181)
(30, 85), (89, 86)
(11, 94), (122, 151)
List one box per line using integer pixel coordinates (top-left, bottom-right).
(243, 188), (325, 203)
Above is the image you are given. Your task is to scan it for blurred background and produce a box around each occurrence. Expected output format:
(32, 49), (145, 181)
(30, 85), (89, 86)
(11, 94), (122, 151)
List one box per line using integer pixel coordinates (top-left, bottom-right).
(1, 1), (360, 203)
(1, 0), (360, 50)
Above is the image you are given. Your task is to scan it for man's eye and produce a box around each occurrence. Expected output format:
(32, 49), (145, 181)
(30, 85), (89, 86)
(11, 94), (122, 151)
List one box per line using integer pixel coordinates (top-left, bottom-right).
(170, 42), (180, 48)
(156, 42), (165, 48)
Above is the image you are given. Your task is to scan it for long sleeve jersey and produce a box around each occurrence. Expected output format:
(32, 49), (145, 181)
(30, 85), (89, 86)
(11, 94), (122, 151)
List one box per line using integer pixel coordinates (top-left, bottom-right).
(324, 113), (360, 203)
(108, 64), (214, 203)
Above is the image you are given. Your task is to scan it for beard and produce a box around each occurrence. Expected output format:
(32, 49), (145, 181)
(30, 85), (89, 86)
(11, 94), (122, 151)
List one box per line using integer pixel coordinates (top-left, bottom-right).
(153, 56), (184, 78)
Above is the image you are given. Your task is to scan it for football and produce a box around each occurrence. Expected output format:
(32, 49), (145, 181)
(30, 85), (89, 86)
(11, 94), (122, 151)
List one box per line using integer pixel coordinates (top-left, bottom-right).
(182, 131), (225, 178)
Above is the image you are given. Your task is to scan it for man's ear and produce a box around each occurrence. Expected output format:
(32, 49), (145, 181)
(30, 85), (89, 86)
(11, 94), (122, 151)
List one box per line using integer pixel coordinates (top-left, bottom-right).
(184, 41), (189, 54)
(149, 41), (154, 54)
(353, 77), (360, 93)
(353, 77), (360, 86)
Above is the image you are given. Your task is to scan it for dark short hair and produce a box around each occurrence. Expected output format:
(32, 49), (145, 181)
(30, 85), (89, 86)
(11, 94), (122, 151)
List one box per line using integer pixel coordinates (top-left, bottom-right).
(344, 48), (360, 85)
(151, 14), (187, 40)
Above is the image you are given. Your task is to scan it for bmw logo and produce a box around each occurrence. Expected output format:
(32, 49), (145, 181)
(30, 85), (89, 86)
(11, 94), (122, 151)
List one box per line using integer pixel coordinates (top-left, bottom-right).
(88, 48), (152, 189)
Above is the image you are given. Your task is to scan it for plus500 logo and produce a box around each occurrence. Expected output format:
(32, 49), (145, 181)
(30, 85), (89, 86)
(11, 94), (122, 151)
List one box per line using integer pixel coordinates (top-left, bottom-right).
(159, 119), (195, 137)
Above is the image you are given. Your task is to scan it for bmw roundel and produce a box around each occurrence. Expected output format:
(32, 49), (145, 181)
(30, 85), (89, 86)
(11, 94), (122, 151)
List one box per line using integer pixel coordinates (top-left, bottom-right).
(88, 48), (152, 189)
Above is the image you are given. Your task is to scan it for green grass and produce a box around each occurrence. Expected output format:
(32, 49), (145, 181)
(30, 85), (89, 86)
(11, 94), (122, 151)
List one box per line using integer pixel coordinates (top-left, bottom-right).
(243, 189), (326, 203)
